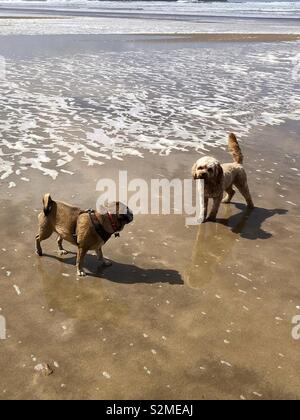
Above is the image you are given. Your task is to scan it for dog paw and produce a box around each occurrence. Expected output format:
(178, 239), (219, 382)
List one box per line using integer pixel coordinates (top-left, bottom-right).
(58, 250), (68, 256)
(102, 259), (112, 268)
(77, 270), (87, 277)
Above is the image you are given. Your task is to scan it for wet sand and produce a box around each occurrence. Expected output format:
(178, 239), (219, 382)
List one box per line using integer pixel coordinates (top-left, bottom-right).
(0, 16), (67, 20)
(0, 27), (299, 400)
(0, 5), (299, 27)
(0, 121), (299, 400)
(1, 6), (300, 37)
(139, 33), (300, 43)
(0, 19), (299, 43)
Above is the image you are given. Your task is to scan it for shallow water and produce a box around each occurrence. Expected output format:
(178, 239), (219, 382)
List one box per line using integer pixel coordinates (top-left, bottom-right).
(0, 122), (299, 399)
(0, 35), (299, 182)
(2, 0), (300, 19)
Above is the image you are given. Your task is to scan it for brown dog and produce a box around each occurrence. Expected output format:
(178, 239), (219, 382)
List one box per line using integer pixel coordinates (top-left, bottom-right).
(192, 133), (254, 222)
(35, 194), (133, 276)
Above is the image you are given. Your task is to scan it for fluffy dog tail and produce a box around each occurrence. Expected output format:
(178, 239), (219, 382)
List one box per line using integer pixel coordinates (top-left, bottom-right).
(43, 193), (54, 216)
(228, 133), (244, 164)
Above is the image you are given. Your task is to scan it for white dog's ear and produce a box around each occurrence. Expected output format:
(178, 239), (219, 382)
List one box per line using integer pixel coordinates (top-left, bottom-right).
(213, 163), (224, 183)
(192, 163), (198, 179)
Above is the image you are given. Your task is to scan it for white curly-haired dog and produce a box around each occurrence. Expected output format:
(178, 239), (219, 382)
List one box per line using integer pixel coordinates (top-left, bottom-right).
(192, 133), (254, 222)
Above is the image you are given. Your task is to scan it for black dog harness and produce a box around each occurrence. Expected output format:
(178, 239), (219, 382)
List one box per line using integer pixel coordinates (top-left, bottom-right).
(87, 210), (112, 243)
(73, 209), (119, 245)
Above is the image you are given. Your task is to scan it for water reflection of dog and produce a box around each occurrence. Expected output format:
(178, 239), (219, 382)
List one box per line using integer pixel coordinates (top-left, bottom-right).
(185, 205), (287, 289)
(185, 221), (236, 289)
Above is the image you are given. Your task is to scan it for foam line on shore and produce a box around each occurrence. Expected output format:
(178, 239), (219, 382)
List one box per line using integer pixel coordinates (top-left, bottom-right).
(0, 41), (299, 181)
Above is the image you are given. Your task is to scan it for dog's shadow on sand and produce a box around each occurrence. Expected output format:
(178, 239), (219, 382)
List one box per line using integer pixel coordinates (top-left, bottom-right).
(218, 203), (288, 240)
(43, 253), (183, 285)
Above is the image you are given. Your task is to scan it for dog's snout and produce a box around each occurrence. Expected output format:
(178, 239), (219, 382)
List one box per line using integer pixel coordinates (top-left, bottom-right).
(194, 171), (207, 180)
(123, 208), (134, 224)
(127, 209), (134, 223)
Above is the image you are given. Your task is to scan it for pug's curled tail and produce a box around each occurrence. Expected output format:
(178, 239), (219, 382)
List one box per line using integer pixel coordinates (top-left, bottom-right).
(43, 193), (54, 216)
(228, 133), (244, 165)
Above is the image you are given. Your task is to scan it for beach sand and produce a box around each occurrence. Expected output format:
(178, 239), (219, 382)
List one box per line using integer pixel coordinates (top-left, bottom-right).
(0, 31), (300, 400)
(0, 120), (299, 400)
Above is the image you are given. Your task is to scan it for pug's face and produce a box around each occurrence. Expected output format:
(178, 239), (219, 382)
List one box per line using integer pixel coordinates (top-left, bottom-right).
(105, 201), (134, 232)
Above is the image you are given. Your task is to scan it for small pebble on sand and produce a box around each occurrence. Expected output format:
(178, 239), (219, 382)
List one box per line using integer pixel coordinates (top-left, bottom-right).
(103, 372), (111, 379)
(34, 363), (53, 377)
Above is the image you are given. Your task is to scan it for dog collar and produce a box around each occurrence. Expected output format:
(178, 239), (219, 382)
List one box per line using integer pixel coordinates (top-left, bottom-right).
(107, 212), (120, 236)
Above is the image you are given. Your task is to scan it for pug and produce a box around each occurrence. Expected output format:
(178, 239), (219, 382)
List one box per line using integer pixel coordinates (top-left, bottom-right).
(35, 194), (133, 276)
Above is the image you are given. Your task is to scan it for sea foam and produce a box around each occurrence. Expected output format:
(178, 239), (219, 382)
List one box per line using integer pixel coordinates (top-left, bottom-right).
(0, 42), (299, 180)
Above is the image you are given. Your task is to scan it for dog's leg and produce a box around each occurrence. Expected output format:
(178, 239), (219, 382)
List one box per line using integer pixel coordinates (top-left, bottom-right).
(57, 236), (68, 256)
(35, 225), (53, 256)
(235, 182), (254, 209)
(234, 172), (254, 209)
(97, 247), (112, 267)
(222, 187), (236, 204)
(207, 195), (222, 222)
(204, 197), (209, 221)
(240, 185), (254, 209)
(35, 234), (43, 256)
(76, 247), (88, 277)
